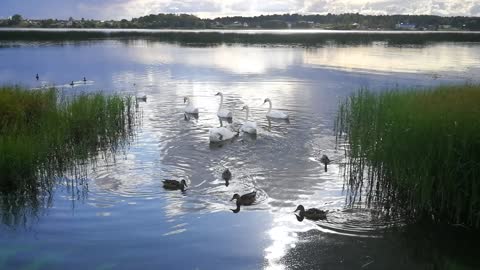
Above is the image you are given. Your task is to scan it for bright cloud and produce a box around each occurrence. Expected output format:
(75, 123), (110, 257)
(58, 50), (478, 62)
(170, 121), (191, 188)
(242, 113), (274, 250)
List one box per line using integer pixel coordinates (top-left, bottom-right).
(0, 0), (478, 20)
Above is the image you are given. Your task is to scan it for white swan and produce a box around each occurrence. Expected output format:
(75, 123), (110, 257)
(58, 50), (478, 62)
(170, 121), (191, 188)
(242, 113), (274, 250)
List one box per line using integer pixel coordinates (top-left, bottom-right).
(215, 92), (233, 118)
(209, 125), (238, 142)
(240, 105), (257, 134)
(184, 97), (199, 114)
(263, 98), (289, 119)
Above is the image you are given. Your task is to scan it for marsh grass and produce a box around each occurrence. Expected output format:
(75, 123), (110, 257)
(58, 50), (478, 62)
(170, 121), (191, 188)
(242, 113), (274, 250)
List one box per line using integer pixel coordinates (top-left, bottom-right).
(0, 86), (136, 193)
(335, 85), (480, 228)
(1, 30), (479, 46)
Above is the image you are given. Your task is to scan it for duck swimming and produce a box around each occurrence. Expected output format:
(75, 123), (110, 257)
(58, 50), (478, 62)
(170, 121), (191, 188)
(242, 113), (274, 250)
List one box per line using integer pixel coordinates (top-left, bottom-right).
(136, 95), (147, 102)
(133, 83), (147, 102)
(231, 191), (256, 213)
(294, 205), (328, 221)
(320, 154), (331, 172)
(222, 168), (232, 181)
(162, 179), (188, 192)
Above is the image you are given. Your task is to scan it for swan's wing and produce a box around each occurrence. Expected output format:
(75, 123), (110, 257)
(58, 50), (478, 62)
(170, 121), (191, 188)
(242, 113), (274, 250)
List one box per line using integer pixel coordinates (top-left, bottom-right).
(218, 109), (233, 118)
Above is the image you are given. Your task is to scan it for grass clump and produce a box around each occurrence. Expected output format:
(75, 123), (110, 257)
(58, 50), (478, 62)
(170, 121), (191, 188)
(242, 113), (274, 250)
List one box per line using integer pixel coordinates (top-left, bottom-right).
(0, 86), (136, 191)
(335, 84), (480, 228)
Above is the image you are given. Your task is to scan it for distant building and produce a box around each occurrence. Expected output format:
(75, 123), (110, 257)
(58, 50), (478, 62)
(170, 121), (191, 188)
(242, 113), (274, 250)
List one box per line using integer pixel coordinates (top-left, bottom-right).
(30, 20), (41, 26)
(395, 23), (416, 30)
(242, 22), (249, 28)
(226, 21), (243, 28)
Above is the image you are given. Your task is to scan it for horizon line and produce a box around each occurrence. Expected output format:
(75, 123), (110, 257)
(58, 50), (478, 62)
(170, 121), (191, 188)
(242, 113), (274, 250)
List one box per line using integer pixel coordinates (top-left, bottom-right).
(1, 12), (479, 21)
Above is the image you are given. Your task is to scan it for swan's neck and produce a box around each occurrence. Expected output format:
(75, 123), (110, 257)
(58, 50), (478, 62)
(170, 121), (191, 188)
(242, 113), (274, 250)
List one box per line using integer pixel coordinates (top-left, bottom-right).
(218, 95), (224, 111)
(267, 100), (272, 113)
(245, 108), (249, 121)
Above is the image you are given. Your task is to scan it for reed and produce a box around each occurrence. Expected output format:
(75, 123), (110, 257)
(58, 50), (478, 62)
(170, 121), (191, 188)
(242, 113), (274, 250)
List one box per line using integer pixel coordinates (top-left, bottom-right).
(1, 30), (479, 46)
(0, 86), (136, 191)
(335, 85), (480, 228)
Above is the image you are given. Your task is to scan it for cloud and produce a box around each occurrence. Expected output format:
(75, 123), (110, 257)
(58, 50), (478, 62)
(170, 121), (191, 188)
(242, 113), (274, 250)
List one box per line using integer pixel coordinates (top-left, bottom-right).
(303, 0), (480, 16)
(1, 0), (479, 19)
(76, 0), (222, 19)
(472, 4), (480, 15)
(128, 0), (480, 18)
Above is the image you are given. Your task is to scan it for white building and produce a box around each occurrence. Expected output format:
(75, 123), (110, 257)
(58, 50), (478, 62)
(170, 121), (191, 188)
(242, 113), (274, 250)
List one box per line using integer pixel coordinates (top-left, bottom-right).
(395, 23), (416, 30)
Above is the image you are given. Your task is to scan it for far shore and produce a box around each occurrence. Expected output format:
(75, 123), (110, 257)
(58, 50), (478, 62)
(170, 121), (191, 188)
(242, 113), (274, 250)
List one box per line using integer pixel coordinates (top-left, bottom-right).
(1, 27), (480, 34)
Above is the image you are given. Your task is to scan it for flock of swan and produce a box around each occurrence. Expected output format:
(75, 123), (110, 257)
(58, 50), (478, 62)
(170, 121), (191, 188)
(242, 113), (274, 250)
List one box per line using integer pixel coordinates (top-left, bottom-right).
(183, 92), (289, 143)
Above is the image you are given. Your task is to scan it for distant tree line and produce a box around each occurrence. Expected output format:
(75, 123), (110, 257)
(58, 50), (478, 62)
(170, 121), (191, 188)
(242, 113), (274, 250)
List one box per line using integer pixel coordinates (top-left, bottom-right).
(1, 13), (479, 30)
(211, 13), (480, 30)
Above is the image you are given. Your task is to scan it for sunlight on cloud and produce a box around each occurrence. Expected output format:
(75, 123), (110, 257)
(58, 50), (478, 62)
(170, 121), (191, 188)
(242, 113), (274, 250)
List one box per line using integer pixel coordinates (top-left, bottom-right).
(78, 0), (480, 19)
(302, 0), (478, 16)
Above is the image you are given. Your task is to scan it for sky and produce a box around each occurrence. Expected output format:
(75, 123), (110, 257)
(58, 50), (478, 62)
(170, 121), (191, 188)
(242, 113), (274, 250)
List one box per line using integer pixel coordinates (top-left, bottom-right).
(1, 0), (479, 20)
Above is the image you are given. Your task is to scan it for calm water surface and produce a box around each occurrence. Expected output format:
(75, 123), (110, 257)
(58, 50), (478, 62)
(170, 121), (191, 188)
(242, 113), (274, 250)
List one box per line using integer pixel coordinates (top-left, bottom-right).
(0, 37), (480, 269)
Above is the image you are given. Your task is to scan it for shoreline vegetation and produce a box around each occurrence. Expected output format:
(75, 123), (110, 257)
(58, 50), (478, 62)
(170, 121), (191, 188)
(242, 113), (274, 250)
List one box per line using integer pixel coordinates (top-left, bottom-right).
(1, 30), (480, 46)
(1, 13), (480, 31)
(335, 84), (480, 228)
(0, 86), (137, 191)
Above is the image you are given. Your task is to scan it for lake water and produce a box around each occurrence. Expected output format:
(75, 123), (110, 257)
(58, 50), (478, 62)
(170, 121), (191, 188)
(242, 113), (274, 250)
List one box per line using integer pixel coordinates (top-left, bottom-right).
(1, 32), (480, 269)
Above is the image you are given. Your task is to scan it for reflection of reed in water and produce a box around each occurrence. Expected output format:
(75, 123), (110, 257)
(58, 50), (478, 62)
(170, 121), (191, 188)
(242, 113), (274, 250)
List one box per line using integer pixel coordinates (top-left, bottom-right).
(0, 87), (138, 227)
(335, 86), (480, 227)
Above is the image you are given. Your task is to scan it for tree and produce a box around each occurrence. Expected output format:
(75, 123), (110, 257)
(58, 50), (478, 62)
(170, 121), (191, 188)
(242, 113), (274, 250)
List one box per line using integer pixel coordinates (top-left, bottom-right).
(10, 14), (23, 25)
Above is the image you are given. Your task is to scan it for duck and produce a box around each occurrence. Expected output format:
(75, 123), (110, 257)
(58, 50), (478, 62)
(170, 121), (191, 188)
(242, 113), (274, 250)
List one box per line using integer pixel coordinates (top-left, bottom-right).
(209, 125), (238, 143)
(162, 179), (187, 192)
(263, 98), (289, 119)
(222, 168), (232, 181)
(240, 105), (257, 134)
(215, 92), (233, 118)
(133, 84), (147, 102)
(320, 154), (331, 172)
(184, 96), (199, 114)
(231, 191), (256, 205)
(136, 95), (147, 102)
(294, 205), (328, 221)
(231, 191), (257, 213)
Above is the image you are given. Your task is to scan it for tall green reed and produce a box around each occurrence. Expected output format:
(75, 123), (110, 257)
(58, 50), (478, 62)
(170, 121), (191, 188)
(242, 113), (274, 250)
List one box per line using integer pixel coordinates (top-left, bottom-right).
(335, 85), (480, 228)
(0, 86), (137, 193)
